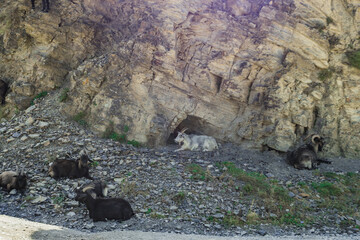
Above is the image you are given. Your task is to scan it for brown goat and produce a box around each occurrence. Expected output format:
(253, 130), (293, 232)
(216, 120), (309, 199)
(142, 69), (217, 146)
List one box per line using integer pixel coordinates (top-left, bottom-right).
(48, 154), (93, 179)
(0, 168), (27, 192)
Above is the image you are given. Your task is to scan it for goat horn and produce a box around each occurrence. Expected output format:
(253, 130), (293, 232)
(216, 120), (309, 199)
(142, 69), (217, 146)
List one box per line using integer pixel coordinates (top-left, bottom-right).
(311, 134), (321, 143)
(20, 167), (24, 175)
(180, 128), (188, 133)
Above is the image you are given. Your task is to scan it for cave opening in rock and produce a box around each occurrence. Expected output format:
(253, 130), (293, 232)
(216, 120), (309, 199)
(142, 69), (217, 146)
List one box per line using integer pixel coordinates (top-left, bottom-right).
(167, 115), (214, 144)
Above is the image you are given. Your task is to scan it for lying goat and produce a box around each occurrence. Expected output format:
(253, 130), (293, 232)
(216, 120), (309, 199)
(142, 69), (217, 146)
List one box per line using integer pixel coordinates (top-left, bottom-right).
(287, 134), (332, 170)
(174, 128), (219, 152)
(84, 191), (134, 222)
(49, 154), (93, 179)
(0, 80), (8, 105)
(0, 168), (27, 192)
(75, 180), (108, 204)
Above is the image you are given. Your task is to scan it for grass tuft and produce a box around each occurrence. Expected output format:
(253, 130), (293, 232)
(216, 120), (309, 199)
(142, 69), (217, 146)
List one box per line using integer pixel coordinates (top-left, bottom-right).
(318, 67), (334, 80)
(59, 88), (69, 102)
(73, 111), (88, 127)
(30, 91), (48, 105)
(345, 49), (360, 70)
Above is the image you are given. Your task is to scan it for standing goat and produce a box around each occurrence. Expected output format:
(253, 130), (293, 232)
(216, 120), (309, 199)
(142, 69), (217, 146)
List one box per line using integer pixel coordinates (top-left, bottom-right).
(0, 168), (27, 192)
(174, 128), (219, 152)
(48, 154), (93, 180)
(287, 134), (332, 170)
(75, 180), (108, 204)
(84, 191), (134, 222)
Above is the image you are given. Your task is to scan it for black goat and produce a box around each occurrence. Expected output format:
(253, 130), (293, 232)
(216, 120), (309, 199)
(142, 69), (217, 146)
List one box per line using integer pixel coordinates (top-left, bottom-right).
(84, 191), (134, 222)
(48, 154), (93, 179)
(0, 80), (8, 105)
(75, 180), (108, 204)
(287, 134), (332, 170)
(31, 0), (50, 12)
(0, 168), (27, 192)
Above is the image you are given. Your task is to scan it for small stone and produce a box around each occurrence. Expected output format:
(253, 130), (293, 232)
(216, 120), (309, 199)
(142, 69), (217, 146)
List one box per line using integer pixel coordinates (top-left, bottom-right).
(65, 201), (79, 207)
(25, 117), (35, 126)
(270, 213), (278, 218)
(38, 121), (49, 128)
(299, 193), (310, 198)
(85, 223), (95, 229)
(265, 172), (274, 178)
(20, 135), (28, 141)
(213, 213), (224, 219)
(25, 105), (36, 113)
(12, 132), (21, 138)
(256, 230), (267, 236)
(288, 192), (295, 198)
(66, 212), (76, 217)
(29, 134), (40, 139)
(31, 196), (47, 203)
(42, 140), (51, 146)
(170, 206), (178, 211)
(60, 137), (70, 143)
(9, 189), (17, 195)
(114, 178), (124, 184)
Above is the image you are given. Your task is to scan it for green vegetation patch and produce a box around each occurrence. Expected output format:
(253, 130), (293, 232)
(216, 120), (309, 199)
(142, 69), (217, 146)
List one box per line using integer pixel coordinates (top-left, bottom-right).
(172, 191), (186, 204)
(103, 123), (140, 147)
(30, 91), (48, 105)
(318, 67), (334, 80)
(346, 49), (360, 70)
(186, 164), (211, 181)
(59, 88), (69, 102)
(326, 17), (334, 25)
(311, 181), (342, 197)
(73, 111), (88, 127)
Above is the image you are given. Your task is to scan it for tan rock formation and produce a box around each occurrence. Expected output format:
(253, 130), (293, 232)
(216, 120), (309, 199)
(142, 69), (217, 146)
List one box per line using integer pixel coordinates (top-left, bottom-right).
(0, 0), (359, 157)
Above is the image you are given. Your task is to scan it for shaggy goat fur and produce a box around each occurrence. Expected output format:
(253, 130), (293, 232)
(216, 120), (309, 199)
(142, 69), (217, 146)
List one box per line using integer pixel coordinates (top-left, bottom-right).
(84, 192), (134, 222)
(174, 128), (218, 152)
(48, 154), (93, 179)
(287, 134), (331, 170)
(0, 168), (27, 192)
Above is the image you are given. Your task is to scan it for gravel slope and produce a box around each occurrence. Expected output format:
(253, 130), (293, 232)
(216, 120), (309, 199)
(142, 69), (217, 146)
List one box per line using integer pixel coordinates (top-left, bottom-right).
(0, 91), (359, 238)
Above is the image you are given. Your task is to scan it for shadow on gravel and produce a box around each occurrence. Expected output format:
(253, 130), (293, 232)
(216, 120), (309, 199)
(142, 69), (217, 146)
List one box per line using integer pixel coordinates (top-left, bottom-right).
(31, 229), (86, 240)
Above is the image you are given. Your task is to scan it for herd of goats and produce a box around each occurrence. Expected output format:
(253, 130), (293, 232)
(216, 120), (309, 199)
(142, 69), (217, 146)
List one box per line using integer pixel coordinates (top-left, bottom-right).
(0, 79), (331, 222)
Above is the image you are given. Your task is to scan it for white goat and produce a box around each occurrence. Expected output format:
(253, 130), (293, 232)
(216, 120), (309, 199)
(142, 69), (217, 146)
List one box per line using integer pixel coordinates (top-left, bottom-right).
(174, 128), (219, 152)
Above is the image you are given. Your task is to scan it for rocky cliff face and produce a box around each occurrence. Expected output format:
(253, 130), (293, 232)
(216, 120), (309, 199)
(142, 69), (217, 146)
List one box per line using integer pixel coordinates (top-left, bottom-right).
(0, 0), (359, 157)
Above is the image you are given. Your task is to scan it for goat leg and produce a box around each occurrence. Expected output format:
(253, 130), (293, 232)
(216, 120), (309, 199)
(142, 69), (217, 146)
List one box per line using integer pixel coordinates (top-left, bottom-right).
(317, 159), (332, 164)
